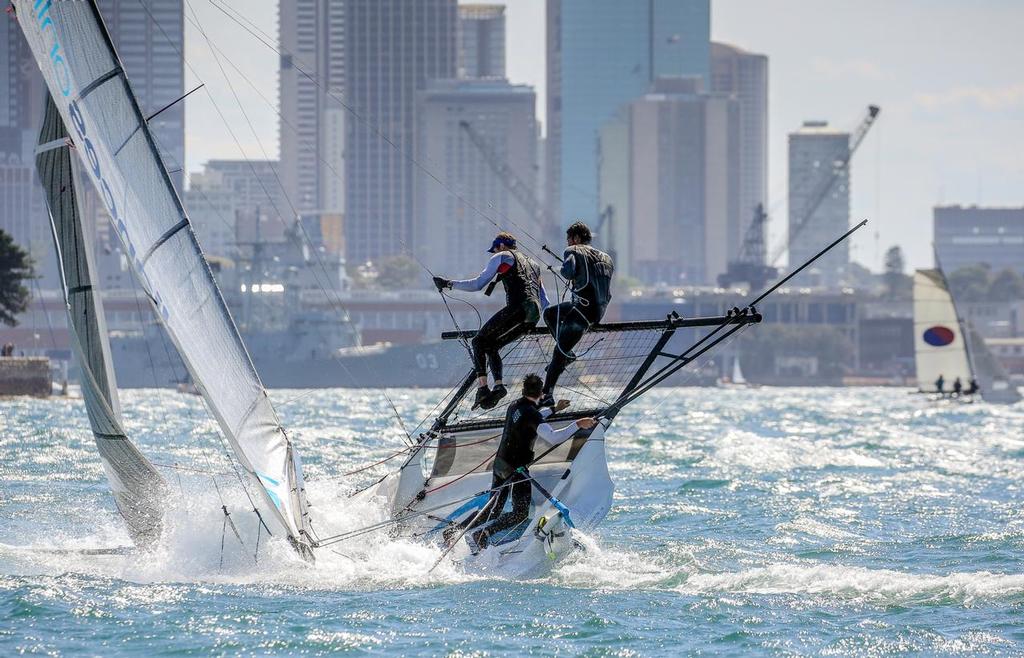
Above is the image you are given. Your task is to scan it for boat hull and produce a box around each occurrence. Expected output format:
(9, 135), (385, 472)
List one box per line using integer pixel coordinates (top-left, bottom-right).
(357, 421), (614, 577)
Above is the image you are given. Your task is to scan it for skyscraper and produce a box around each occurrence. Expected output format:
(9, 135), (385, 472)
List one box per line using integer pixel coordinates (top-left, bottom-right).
(546, 0), (710, 230)
(1, 13), (44, 158)
(788, 121), (850, 288)
(414, 79), (538, 276)
(458, 4), (505, 79)
(711, 42), (768, 263)
(344, 0), (457, 265)
(279, 0), (346, 218)
(96, 0), (185, 192)
(2, 12), (52, 283)
(601, 77), (739, 285)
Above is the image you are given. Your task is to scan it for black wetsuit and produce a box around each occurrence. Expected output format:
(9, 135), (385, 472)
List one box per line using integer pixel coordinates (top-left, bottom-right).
(463, 398), (545, 547)
(458, 252), (545, 383)
(543, 244), (614, 394)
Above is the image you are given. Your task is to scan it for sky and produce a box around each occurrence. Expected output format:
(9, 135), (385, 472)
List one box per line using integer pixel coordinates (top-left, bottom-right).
(183, 0), (1024, 273)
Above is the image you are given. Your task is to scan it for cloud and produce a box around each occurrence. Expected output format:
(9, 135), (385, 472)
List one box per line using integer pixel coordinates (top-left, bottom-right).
(810, 56), (889, 81)
(915, 84), (1024, 112)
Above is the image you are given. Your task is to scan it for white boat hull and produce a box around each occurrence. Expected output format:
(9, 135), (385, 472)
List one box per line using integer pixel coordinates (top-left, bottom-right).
(359, 420), (614, 577)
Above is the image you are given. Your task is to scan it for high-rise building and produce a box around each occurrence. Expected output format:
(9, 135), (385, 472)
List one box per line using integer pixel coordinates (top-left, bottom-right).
(344, 0), (457, 265)
(414, 79), (538, 276)
(934, 206), (1024, 276)
(1, 15), (45, 158)
(1, 14), (51, 284)
(546, 0), (710, 231)
(279, 0), (346, 217)
(458, 4), (505, 79)
(96, 0), (185, 191)
(600, 77), (739, 285)
(711, 42), (768, 263)
(788, 121), (850, 288)
(596, 109), (631, 278)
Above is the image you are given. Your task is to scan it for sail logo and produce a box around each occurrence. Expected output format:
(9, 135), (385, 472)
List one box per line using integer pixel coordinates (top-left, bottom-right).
(26, 0), (169, 323)
(28, 0), (72, 97)
(923, 325), (956, 347)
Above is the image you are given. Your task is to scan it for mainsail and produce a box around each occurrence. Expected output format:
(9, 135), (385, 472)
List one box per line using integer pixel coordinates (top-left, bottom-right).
(16, 0), (313, 554)
(913, 269), (971, 392)
(36, 92), (166, 546)
(965, 318), (1022, 405)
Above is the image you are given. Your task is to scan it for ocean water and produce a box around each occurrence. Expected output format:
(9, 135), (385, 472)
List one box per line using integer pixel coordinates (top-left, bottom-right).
(2, 386), (1023, 656)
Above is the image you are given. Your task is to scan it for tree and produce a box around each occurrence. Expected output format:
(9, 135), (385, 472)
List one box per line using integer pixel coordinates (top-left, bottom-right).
(947, 264), (991, 302)
(882, 245), (911, 299)
(0, 229), (33, 326)
(987, 268), (1024, 302)
(376, 254), (421, 290)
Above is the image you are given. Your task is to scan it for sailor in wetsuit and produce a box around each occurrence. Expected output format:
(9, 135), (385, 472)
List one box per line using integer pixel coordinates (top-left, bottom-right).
(451, 374), (597, 551)
(433, 232), (550, 410)
(540, 221), (614, 406)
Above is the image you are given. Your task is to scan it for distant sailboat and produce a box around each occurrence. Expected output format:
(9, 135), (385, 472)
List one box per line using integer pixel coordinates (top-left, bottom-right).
(732, 357), (747, 386)
(913, 269), (1020, 404)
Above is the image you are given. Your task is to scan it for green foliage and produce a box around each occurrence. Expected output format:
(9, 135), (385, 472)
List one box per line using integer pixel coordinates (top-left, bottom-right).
(947, 264), (1024, 302)
(0, 230), (33, 326)
(376, 255), (421, 290)
(882, 246), (911, 299)
(884, 245), (905, 276)
(988, 268), (1024, 302)
(947, 264), (991, 301)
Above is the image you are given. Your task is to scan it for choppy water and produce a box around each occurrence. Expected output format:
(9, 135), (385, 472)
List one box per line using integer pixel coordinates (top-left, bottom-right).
(2, 387), (1024, 656)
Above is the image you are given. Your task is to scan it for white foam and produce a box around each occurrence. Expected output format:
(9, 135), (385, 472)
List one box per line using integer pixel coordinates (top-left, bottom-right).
(679, 563), (1024, 606)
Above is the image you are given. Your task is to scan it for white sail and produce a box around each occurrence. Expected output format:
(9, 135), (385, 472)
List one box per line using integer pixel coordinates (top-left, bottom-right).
(965, 322), (1022, 405)
(37, 91), (166, 546)
(732, 357), (746, 385)
(16, 0), (312, 554)
(913, 269), (971, 392)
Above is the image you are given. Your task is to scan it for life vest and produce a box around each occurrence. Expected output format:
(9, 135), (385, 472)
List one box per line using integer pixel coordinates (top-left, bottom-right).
(566, 244), (614, 313)
(496, 251), (543, 322)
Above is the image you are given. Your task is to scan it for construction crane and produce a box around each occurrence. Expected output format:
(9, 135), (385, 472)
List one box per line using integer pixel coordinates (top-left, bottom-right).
(718, 104), (880, 290)
(457, 120), (557, 241)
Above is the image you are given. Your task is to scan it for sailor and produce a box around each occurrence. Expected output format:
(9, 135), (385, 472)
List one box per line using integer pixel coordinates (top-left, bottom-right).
(953, 377), (963, 396)
(935, 374), (945, 394)
(540, 221), (614, 406)
(451, 373), (597, 551)
(966, 378), (980, 395)
(433, 232), (550, 409)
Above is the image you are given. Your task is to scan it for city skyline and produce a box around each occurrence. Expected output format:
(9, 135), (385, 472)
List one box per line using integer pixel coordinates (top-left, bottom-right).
(181, 0), (1023, 275)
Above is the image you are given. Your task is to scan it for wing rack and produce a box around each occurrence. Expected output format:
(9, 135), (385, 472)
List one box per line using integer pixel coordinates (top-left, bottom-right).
(431, 311), (762, 433)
